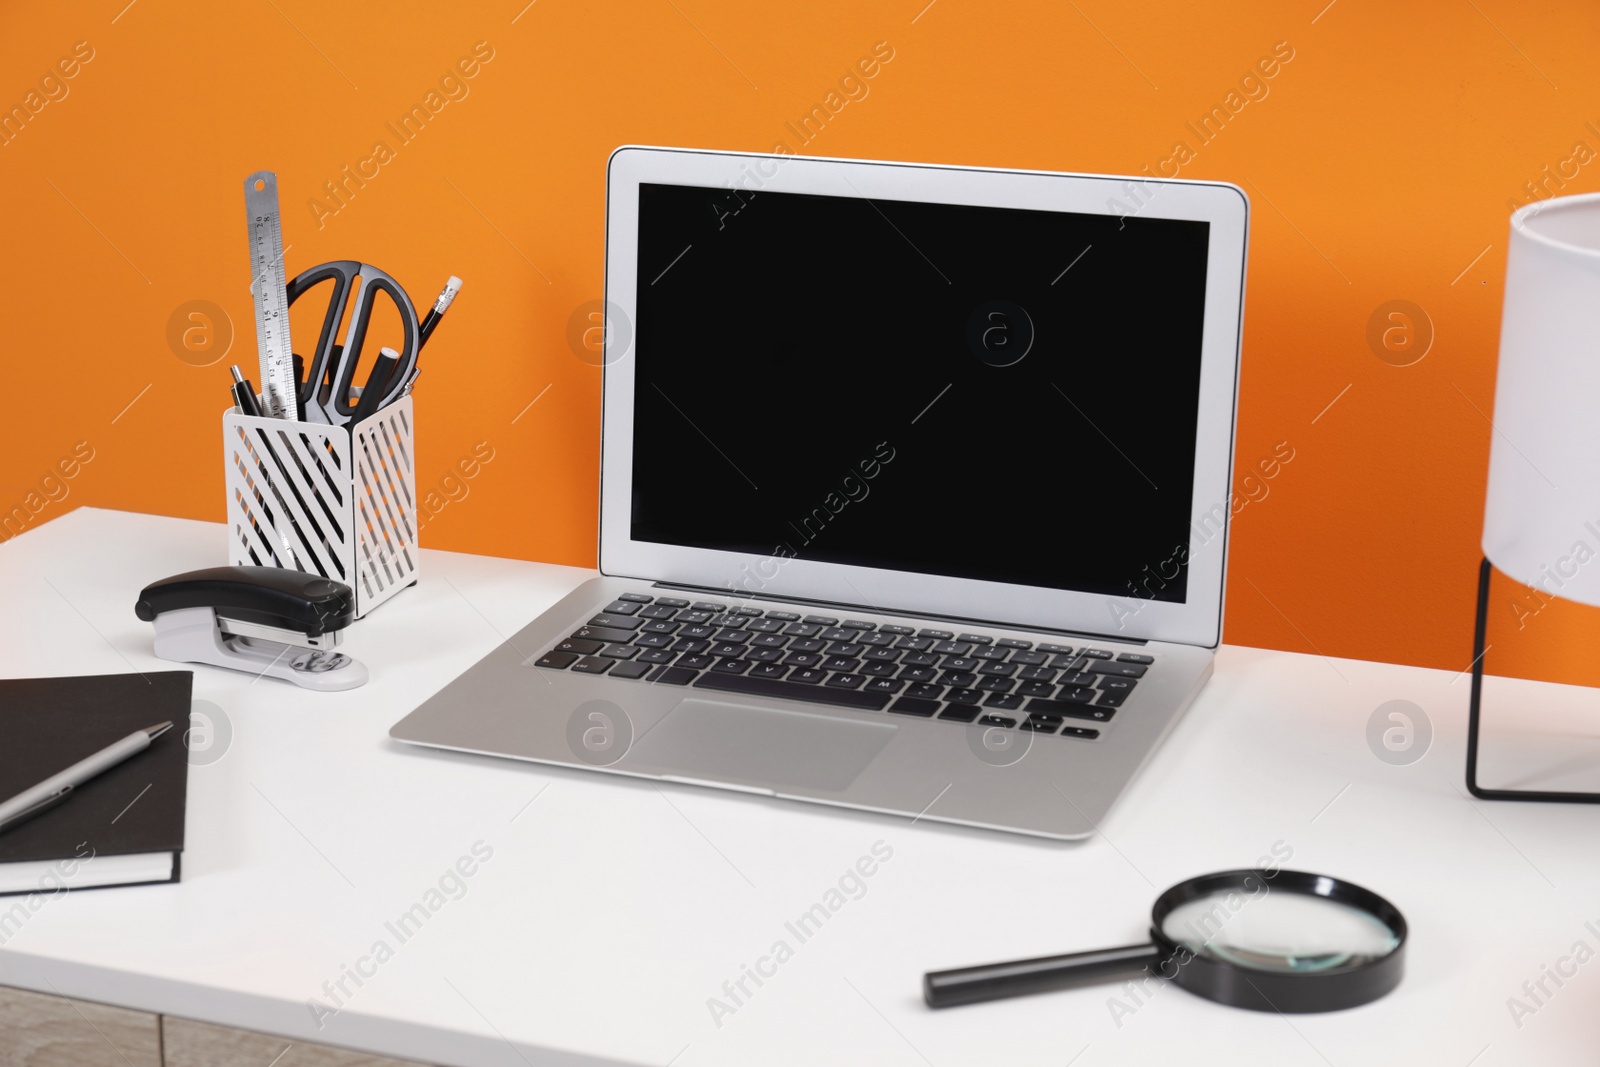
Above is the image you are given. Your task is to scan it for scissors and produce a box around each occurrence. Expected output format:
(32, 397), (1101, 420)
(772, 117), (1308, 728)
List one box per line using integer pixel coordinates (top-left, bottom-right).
(286, 260), (420, 426)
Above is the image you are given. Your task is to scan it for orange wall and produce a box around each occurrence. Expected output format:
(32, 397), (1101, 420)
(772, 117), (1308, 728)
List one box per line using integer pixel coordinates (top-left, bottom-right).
(4, 0), (1600, 681)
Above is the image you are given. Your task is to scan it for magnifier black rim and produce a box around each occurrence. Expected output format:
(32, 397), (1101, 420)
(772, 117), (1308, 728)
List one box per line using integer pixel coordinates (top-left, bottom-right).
(1146, 868), (1407, 1013)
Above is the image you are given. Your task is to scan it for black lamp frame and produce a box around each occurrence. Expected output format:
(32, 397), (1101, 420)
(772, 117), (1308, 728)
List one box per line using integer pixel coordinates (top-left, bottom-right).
(1467, 556), (1600, 802)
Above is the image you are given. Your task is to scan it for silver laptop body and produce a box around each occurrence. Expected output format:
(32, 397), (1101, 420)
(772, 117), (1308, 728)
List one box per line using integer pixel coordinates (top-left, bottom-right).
(391, 147), (1248, 840)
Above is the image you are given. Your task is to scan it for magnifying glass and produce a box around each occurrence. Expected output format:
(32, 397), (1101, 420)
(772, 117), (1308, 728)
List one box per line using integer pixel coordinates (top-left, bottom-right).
(925, 869), (1406, 1013)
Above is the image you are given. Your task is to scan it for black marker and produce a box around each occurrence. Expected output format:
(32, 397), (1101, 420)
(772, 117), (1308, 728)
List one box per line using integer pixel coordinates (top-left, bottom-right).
(230, 365), (262, 417)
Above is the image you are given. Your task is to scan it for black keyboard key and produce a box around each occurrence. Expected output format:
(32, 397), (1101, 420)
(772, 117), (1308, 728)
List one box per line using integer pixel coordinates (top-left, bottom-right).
(715, 628), (752, 643)
(1039, 643), (1074, 654)
(694, 670), (889, 709)
(711, 642), (747, 657)
(919, 628), (955, 639)
(804, 615), (840, 626)
(1026, 697), (1116, 722)
(638, 604), (679, 619)
(746, 618), (786, 633)
(899, 666), (937, 683)
(784, 652), (823, 668)
(600, 644), (639, 660)
(751, 633), (789, 648)
(790, 638), (826, 653)
(642, 620), (681, 634)
(1097, 691), (1128, 707)
(747, 647), (785, 663)
(1086, 661), (1146, 678)
(946, 687), (983, 704)
(711, 658), (751, 675)
(826, 642), (865, 657)
(1117, 652), (1155, 664)
(888, 696), (939, 717)
(1020, 717), (1059, 733)
(943, 657), (980, 672)
(821, 628), (857, 642)
(976, 677), (1015, 693)
(791, 667), (826, 684)
(1027, 711), (1064, 725)
(1099, 677), (1137, 691)
(997, 638), (1032, 650)
(656, 597), (690, 608)
(712, 615), (748, 629)
(972, 646), (1009, 661)
(863, 647), (900, 662)
(1018, 681), (1056, 698)
(901, 651), (938, 667)
(959, 634), (993, 645)
(858, 632), (895, 647)
(572, 625), (637, 643)
(862, 661), (898, 677)
(638, 649), (678, 664)
(940, 705), (980, 722)
(906, 683), (944, 700)
(672, 638), (711, 654)
(570, 656), (613, 675)
(693, 602), (727, 612)
(983, 693), (1024, 710)
(881, 624), (915, 635)
(940, 671), (978, 688)
(1010, 651), (1048, 666)
(826, 673), (866, 689)
(634, 633), (674, 648)
(895, 636), (934, 651)
(766, 611), (800, 621)
(932, 641), (972, 656)
(865, 678), (904, 694)
(678, 610), (713, 624)
(977, 714), (1016, 728)
(784, 623), (822, 637)
(618, 592), (654, 603)
(610, 660), (652, 679)
(534, 650), (578, 669)
(978, 662), (1016, 676)
(603, 600), (641, 615)
(648, 665), (697, 685)
(1061, 671), (1096, 688)
(841, 620), (876, 630)
(678, 653), (714, 670)
(589, 613), (642, 630)
(734, 606), (763, 617)
(679, 623), (715, 640)
(1080, 648), (1113, 659)
(1017, 666), (1057, 682)
(750, 663), (789, 679)
(1049, 654), (1082, 670)
(1056, 686), (1096, 703)
(555, 638), (604, 656)
(1060, 726), (1101, 740)
(823, 656), (861, 672)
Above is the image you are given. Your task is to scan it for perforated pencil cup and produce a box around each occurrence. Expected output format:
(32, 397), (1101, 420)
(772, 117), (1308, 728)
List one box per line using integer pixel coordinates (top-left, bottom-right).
(223, 397), (418, 619)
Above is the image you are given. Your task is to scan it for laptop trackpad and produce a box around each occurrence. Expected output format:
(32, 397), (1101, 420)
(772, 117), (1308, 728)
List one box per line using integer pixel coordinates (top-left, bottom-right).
(626, 699), (897, 792)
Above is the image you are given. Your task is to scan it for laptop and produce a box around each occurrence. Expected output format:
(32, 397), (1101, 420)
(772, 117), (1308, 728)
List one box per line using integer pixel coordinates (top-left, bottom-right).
(390, 146), (1248, 840)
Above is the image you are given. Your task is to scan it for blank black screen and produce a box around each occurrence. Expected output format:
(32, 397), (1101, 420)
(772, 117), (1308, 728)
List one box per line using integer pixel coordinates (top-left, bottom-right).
(630, 180), (1209, 602)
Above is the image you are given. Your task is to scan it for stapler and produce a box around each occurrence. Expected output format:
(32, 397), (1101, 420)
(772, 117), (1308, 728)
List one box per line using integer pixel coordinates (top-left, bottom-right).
(135, 566), (367, 691)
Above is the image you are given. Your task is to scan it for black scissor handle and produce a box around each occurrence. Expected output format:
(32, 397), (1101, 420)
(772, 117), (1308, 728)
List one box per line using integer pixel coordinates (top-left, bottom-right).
(284, 261), (419, 424)
(286, 260), (361, 411)
(332, 270), (418, 419)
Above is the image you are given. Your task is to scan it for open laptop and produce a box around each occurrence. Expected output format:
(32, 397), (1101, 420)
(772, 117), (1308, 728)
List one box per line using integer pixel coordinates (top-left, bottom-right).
(390, 146), (1247, 840)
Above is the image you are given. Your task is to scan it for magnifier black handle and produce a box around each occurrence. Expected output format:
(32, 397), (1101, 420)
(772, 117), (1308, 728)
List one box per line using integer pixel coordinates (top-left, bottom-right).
(925, 943), (1164, 1008)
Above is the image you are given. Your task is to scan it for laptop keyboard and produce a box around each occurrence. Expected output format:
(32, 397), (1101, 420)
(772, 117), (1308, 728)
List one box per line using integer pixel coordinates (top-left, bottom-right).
(531, 593), (1154, 740)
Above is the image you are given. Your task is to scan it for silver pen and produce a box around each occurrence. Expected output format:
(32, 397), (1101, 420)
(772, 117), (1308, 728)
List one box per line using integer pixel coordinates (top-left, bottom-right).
(0, 721), (173, 834)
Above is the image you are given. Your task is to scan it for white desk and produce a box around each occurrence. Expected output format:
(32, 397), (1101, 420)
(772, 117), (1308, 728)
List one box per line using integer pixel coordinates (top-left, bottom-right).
(3, 508), (1599, 1066)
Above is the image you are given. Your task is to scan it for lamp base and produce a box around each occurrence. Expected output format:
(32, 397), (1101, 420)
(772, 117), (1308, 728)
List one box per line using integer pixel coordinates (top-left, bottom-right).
(1467, 556), (1600, 802)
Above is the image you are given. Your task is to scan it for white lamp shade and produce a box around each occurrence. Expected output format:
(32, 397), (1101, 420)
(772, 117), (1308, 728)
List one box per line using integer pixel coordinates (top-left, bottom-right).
(1483, 192), (1600, 607)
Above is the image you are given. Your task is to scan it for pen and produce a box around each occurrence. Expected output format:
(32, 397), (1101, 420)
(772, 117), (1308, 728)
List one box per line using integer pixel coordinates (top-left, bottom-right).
(230, 365), (262, 418)
(0, 721), (174, 835)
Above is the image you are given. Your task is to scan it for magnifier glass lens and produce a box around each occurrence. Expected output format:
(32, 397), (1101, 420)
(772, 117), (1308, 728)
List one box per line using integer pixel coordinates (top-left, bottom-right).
(1160, 888), (1401, 974)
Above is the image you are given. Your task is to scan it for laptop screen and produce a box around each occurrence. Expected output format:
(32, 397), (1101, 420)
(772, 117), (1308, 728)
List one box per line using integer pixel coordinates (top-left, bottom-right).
(629, 181), (1210, 604)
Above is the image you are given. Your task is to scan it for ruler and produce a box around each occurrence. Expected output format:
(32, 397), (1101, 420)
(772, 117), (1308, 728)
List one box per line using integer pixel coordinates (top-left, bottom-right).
(244, 171), (297, 419)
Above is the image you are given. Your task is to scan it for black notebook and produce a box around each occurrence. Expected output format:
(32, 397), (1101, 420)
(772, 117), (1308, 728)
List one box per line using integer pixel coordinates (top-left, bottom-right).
(0, 672), (191, 896)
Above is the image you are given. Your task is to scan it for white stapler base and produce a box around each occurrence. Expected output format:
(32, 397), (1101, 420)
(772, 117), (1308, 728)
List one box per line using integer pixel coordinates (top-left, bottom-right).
(151, 607), (368, 691)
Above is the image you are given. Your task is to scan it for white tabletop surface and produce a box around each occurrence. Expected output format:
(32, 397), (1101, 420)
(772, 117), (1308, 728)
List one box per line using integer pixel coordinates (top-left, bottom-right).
(3, 508), (1600, 1067)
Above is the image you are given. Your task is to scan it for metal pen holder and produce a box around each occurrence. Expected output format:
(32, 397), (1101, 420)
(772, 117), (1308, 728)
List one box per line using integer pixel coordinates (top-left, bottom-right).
(222, 397), (418, 619)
